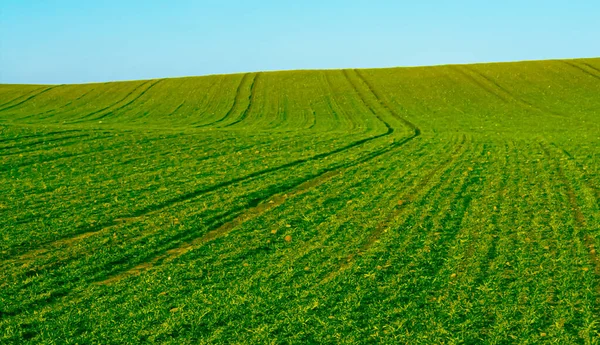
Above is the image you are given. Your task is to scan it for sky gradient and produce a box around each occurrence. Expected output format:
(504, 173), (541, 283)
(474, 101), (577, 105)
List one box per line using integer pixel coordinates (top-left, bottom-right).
(1, 0), (599, 84)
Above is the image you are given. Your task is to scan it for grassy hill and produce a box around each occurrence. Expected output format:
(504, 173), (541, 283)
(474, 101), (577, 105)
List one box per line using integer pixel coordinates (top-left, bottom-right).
(1, 58), (599, 343)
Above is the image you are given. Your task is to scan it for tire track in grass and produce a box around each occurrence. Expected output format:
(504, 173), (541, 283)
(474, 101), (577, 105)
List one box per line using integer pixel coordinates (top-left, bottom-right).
(471, 141), (514, 285)
(94, 80), (164, 121)
(342, 70), (394, 135)
(166, 101), (186, 117)
(353, 69), (421, 135)
(322, 135), (468, 282)
(196, 73), (252, 128)
(540, 142), (600, 316)
(43, 85), (420, 286)
(222, 73), (261, 128)
(323, 72), (357, 130)
(307, 104), (317, 130)
(451, 66), (511, 103)
(452, 65), (567, 119)
(19, 88), (98, 121)
(2, 139), (260, 249)
(0, 136), (127, 172)
(95, 134), (422, 285)
(581, 61), (600, 74)
(313, 68), (425, 279)
(549, 143), (600, 203)
(562, 60), (600, 81)
(0, 129), (84, 145)
(0, 134), (92, 155)
(5, 91), (413, 262)
(96, 171), (341, 285)
(0, 86), (60, 113)
(0, 133), (116, 160)
(0, 134), (422, 320)
(4, 69), (419, 272)
(251, 139), (447, 281)
(0, 86), (47, 108)
(69, 80), (157, 122)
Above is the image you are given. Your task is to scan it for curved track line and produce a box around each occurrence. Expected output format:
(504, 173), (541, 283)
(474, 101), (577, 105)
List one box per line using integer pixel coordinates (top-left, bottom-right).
(0, 129), (84, 145)
(95, 80), (163, 120)
(342, 70), (394, 135)
(96, 170), (342, 285)
(166, 101), (186, 117)
(71, 80), (155, 122)
(2, 134), (422, 320)
(5, 124), (399, 261)
(549, 143), (600, 203)
(321, 73), (353, 131)
(540, 142), (600, 319)
(0, 66), (423, 317)
(2, 87), (423, 311)
(96, 133), (422, 286)
(470, 141), (513, 285)
(0, 86), (60, 113)
(0, 134), (91, 155)
(581, 62), (600, 75)
(455, 66), (567, 119)
(561, 60), (600, 81)
(322, 135), (468, 282)
(196, 74), (251, 127)
(222, 73), (261, 128)
(18, 88), (99, 121)
(353, 69), (421, 135)
(0, 87), (47, 108)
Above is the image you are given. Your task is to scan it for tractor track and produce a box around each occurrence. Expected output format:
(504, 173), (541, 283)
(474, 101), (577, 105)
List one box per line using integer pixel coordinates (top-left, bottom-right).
(322, 135), (469, 282)
(0, 68), (423, 317)
(540, 141), (600, 324)
(196, 73), (252, 127)
(0, 87), (47, 108)
(70, 80), (157, 122)
(94, 80), (163, 121)
(562, 60), (600, 81)
(222, 73), (261, 128)
(0, 86), (60, 113)
(452, 65), (567, 119)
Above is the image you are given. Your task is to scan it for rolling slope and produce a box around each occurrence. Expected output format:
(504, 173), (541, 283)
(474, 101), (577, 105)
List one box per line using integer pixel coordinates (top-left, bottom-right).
(1, 58), (599, 343)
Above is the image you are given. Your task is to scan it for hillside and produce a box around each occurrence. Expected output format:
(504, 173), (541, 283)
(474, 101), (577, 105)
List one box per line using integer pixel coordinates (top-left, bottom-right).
(1, 58), (599, 343)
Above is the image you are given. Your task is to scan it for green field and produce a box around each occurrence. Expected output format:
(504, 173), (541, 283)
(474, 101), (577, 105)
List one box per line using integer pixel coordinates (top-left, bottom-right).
(1, 58), (599, 344)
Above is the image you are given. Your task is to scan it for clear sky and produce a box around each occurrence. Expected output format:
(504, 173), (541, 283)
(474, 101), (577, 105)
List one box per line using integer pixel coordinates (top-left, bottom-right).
(1, 0), (598, 84)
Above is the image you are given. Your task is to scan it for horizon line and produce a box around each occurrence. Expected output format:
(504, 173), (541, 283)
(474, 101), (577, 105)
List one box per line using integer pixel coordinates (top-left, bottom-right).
(2, 55), (598, 86)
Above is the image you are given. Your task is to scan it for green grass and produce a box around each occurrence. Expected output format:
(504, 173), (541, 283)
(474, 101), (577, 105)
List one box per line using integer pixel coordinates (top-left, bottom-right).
(1, 58), (599, 344)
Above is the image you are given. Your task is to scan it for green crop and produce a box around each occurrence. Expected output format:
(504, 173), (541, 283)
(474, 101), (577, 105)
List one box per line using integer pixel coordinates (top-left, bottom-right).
(1, 58), (599, 344)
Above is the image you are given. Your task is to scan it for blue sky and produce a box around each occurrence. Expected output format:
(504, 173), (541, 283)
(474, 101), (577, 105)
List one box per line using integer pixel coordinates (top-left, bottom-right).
(1, 0), (598, 84)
